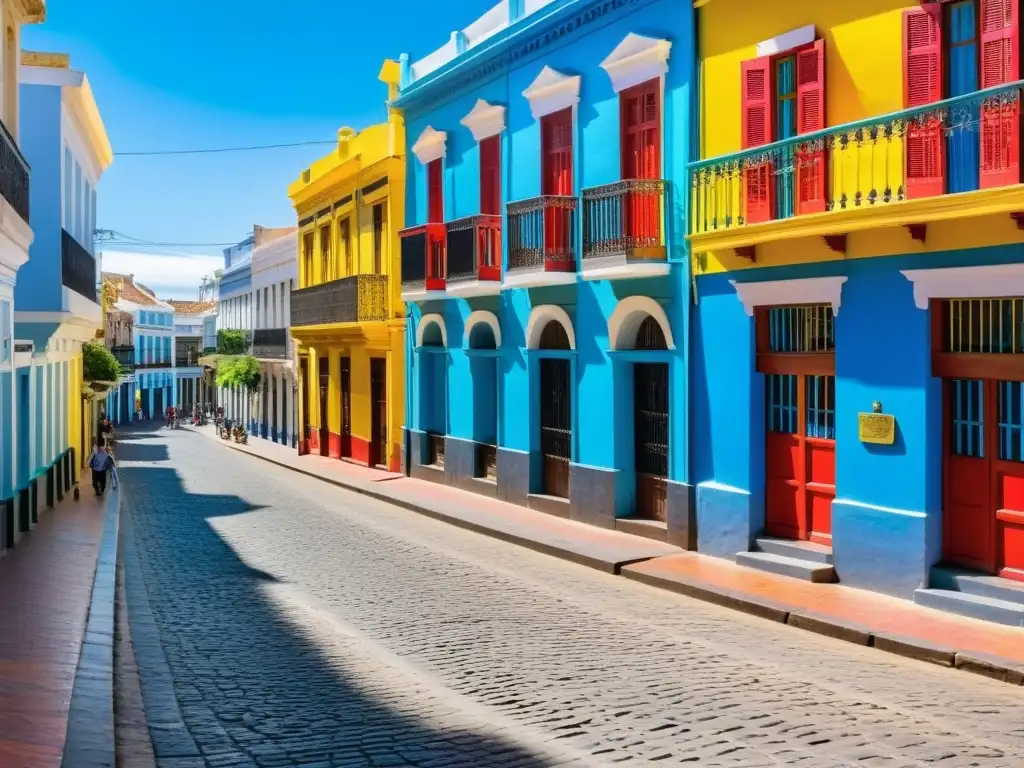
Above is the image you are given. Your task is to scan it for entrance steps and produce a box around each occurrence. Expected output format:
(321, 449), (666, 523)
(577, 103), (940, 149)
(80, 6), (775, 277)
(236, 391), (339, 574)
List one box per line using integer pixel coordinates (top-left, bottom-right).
(914, 566), (1024, 627)
(734, 537), (836, 583)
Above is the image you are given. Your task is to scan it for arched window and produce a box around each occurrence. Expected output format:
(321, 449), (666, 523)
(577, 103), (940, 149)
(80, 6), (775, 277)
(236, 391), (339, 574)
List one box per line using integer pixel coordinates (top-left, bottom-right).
(539, 321), (571, 350)
(634, 315), (668, 351)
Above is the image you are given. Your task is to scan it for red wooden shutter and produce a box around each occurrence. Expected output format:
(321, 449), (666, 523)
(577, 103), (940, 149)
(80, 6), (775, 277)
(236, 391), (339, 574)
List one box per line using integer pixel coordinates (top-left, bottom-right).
(427, 159), (443, 223)
(620, 80), (662, 244)
(903, 7), (946, 199)
(741, 57), (774, 224)
(541, 109), (574, 266)
(479, 136), (501, 215)
(979, 0), (1020, 189)
(795, 40), (827, 215)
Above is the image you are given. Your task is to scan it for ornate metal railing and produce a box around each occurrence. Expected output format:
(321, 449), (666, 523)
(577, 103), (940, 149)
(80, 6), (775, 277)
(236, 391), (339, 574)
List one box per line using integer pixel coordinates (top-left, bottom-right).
(690, 81), (1024, 237)
(582, 179), (666, 260)
(291, 274), (388, 326)
(446, 214), (502, 284)
(506, 195), (577, 271)
(0, 118), (28, 223)
(61, 229), (97, 302)
(252, 328), (289, 359)
(400, 222), (447, 292)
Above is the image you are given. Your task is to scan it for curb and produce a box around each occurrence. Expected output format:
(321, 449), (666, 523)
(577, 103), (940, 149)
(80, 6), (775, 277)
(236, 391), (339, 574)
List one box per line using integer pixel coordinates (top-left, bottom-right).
(204, 429), (652, 574)
(60, 479), (121, 768)
(204, 428), (1024, 688)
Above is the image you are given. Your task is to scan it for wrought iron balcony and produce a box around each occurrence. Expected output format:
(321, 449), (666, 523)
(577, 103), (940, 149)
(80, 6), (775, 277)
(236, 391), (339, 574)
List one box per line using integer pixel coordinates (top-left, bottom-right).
(689, 80), (1024, 255)
(582, 179), (667, 275)
(291, 274), (389, 327)
(110, 345), (135, 368)
(445, 214), (501, 295)
(252, 328), (289, 359)
(400, 222), (447, 298)
(61, 229), (97, 302)
(505, 195), (577, 287)
(135, 361), (173, 370)
(0, 118), (28, 224)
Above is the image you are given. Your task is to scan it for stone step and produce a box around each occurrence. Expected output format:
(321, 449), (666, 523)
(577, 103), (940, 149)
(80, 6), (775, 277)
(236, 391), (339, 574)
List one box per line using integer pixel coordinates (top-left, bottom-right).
(754, 536), (834, 565)
(913, 588), (1024, 628)
(615, 517), (668, 543)
(734, 551), (836, 583)
(929, 565), (1024, 604)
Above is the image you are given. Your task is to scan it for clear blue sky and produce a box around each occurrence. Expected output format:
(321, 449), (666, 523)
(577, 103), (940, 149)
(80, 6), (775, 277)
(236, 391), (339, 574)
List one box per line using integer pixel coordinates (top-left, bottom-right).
(23, 1), (491, 259)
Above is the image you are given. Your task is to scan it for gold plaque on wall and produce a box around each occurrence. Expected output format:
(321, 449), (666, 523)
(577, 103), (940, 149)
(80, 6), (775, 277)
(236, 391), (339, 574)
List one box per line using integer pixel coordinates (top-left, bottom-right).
(858, 413), (895, 445)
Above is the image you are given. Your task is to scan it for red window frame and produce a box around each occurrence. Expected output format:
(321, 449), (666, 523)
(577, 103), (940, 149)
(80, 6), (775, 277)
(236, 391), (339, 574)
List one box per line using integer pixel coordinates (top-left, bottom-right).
(427, 158), (443, 223)
(620, 79), (661, 180)
(479, 135), (501, 216)
(541, 108), (574, 196)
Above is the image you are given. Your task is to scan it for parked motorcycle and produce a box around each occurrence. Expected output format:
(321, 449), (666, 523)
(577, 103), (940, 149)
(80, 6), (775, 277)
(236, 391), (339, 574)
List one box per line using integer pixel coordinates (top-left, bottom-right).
(232, 425), (248, 445)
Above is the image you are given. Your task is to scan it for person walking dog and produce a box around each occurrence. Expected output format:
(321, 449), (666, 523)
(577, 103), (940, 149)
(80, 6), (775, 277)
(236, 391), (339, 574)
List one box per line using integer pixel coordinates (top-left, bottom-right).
(86, 441), (119, 497)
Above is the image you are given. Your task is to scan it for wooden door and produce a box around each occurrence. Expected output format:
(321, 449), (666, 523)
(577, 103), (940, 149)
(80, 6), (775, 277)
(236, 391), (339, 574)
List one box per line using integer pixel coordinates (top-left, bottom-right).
(539, 357), (571, 498)
(541, 108), (573, 263)
(634, 362), (669, 520)
(370, 358), (387, 468)
(318, 356), (329, 457)
(621, 80), (660, 244)
(299, 357), (310, 453)
(340, 358), (352, 458)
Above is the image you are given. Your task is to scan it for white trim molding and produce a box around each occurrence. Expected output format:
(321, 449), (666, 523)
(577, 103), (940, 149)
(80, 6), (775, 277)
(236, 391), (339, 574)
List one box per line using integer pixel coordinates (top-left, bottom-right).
(416, 313), (448, 347)
(460, 99), (506, 142)
(411, 126), (448, 165)
(522, 66), (581, 120)
(608, 296), (676, 351)
(599, 33), (672, 94)
(525, 304), (576, 350)
(730, 276), (848, 316)
(464, 310), (502, 348)
(901, 263), (1024, 309)
(756, 25), (816, 57)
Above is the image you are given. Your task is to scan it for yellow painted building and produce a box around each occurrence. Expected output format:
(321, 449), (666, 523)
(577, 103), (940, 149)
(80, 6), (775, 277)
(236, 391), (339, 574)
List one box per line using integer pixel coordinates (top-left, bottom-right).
(288, 60), (406, 470)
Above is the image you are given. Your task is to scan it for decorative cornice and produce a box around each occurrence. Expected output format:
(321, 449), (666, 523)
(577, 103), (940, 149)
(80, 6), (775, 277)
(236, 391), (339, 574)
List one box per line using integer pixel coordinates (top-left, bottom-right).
(599, 33), (672, 94)
(730, 276), (848, 316)
(460, 99), (506, 141)
(411, 126), (448, 165)
(523, 66), (581, 120)
(901, 264), (1024, 310)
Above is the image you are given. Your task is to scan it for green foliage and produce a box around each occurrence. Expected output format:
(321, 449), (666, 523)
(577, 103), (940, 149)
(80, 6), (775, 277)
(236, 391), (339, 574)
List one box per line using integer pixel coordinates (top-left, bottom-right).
(202, 346), (217, 355)
(217, 329), (247, 355)
(82, 342), (121, 384)
(215, 354), (261, 391)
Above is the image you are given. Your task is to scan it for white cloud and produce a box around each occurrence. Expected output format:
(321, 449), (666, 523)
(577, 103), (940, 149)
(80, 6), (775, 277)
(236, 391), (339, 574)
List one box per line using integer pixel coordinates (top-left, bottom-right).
(99, 250), (223, 301)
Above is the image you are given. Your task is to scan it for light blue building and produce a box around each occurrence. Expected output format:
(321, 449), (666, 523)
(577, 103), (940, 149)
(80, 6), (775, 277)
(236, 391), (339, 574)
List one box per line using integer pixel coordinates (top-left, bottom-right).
(397, 0), (694, 545)
(217, 236), (253, 426)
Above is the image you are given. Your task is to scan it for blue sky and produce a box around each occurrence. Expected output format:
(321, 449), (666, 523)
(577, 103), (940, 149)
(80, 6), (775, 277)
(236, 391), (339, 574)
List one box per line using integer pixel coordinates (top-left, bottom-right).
(23, 1), (491, 296)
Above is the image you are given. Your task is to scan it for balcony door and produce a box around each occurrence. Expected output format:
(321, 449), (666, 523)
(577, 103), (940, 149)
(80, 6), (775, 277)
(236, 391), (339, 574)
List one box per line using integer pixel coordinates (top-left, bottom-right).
(318, 356), (329, 458)
(620, 80), (661, 246)
(541, 108), (573, 263)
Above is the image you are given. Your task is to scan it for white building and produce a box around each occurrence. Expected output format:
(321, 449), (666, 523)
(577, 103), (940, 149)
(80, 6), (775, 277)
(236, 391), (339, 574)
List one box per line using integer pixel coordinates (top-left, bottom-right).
(168, 299), (215, 410)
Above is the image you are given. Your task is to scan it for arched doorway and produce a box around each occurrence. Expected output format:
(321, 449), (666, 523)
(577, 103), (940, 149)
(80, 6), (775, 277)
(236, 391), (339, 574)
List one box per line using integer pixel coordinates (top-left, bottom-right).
(633, 315), (670, 520)
(467, 313), (499, 480)
(419, 315), (447, 467)
(538, 320), (572, 498)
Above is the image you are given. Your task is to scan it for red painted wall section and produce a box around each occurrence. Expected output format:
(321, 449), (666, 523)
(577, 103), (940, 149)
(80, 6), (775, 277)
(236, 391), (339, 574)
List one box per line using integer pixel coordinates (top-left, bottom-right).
(351, 436), (371, 466)
(328, 432), (342, 460)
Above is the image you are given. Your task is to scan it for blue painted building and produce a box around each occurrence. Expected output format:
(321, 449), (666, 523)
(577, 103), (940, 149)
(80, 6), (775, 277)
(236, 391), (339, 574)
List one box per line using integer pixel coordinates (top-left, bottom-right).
(396, 0), (694, 545)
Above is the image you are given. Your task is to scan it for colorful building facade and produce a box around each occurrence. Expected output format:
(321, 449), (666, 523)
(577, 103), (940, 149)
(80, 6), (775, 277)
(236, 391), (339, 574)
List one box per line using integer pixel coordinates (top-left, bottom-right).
(397, 0), (694, 543)
(288, 61), (406, 470)
(690, 0), (1024, 619)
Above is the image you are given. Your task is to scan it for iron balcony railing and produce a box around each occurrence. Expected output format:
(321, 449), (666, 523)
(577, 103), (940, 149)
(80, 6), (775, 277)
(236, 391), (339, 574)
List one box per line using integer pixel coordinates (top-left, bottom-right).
(0, 118), (28, 224)
(445, 214), (502, 284)
(61, 229), (97, 302)
(690, 80), (1024, 237)
(400, 222), (447, 291)
(291, 274), (389, 326)
(506, 195), (577, 272)
(110, 346), (135, 368)
(252, 328), (289, 359)
(135, 361), (173, 370)
(582, 179), (667, 261)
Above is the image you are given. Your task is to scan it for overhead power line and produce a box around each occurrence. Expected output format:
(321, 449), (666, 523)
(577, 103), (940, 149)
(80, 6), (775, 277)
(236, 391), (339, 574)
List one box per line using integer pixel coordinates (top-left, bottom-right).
(96, 228), (245, 248)
(114, 139), (337, 157)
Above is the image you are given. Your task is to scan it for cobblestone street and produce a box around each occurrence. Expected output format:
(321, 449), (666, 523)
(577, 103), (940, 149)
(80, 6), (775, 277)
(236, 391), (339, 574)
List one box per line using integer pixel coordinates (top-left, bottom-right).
(118, 426), (1024, 767)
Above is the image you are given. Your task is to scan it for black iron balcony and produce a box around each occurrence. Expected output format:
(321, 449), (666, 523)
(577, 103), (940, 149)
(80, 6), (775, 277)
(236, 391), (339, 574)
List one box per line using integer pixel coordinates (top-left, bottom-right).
(582, 179), (667, 262)
(291, 274), (389, 327)
(0, 119), (28, 224)
(445, 215), (501, 287)
(506, 195), (577, 273)
(135, 361), (173, 370)
(252, 328), (289, 359)
(61, 229), (97, 302)
(400, 222), (447, 294)
(110, 345), (135, 368)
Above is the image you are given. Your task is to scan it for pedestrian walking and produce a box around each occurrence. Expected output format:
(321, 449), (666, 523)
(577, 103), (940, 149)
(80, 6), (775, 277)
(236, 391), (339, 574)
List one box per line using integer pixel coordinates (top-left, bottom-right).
(85, 441), (118, 497)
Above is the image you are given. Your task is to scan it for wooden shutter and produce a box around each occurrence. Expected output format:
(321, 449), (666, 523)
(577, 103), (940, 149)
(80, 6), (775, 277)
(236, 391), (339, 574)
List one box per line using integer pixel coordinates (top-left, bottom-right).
(795, 41), (827, 215)
(903, 6), (946, 199)
(542, 108), (574, 196)
(427, 159), (443, 223)
(979, 0), (1020, 189)
(620, 80), (662, 244)
(479, 135), (501, 215)
(741, 57), (774, 224)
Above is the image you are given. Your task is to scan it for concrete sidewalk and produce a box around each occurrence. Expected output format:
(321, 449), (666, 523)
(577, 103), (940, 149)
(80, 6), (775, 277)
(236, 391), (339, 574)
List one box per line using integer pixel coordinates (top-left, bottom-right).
(202, 427), (1024, 686)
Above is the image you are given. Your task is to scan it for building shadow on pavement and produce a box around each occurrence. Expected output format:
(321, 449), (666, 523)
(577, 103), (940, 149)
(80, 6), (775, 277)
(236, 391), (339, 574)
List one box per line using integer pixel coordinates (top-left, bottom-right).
(114, 428), (562, 767)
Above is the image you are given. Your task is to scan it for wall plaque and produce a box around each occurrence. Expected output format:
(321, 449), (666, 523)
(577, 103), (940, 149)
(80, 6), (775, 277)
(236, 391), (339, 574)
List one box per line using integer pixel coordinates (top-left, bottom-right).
(858, 412), (895, 445)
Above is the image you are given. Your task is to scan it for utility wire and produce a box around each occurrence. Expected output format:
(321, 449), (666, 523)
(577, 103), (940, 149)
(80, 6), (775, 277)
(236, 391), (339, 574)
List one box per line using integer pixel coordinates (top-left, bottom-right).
(96, 228), (245, 248)
(114, 139), (336, 157)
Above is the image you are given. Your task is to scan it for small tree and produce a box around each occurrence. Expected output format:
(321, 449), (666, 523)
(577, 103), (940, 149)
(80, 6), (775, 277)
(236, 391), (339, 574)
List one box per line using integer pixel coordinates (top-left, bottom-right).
(217, 329), (247, 355)
(82, 341), (120, 384)
(216, 355), (261, 424)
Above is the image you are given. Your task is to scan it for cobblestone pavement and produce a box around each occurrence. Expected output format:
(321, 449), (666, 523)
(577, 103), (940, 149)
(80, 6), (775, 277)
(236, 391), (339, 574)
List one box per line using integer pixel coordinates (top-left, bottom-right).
(118, 427), (1024, 768)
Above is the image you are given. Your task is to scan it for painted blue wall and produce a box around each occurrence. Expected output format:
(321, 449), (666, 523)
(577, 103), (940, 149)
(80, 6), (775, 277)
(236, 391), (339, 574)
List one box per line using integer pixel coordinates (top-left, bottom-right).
(402, 0), (694, 510)
(16, 83), (63, 312)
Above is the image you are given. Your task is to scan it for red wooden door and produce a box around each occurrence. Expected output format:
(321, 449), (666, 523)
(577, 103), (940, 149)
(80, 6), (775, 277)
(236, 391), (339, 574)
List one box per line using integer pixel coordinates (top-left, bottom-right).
(621, 80), (660, 244)
(766, 373), (835, 544)
(428, 159), (443, 223)
(903, 6), (946, 198)
(541, 108), (573, 265)
(480, 135), (501, 215)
